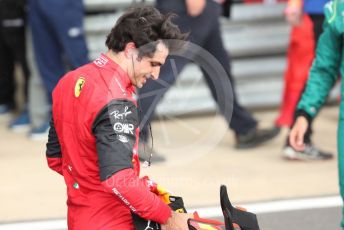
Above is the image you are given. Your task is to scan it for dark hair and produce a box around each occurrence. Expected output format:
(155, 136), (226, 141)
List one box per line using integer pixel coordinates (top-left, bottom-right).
(105, 5), (188, 57)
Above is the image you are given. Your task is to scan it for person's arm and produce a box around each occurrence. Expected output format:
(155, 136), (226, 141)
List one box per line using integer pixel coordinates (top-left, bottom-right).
(92, 99), (171, 224)
(290, 0), (342, 150)
(46, 117), (63, 175)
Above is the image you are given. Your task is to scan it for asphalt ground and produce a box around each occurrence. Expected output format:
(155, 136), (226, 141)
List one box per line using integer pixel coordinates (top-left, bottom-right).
(258, 206), (341, 230)
(0, 106), (341, 229)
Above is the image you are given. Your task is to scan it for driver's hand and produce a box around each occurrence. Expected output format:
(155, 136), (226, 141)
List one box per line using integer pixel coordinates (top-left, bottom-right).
(161, 212), (194, 230)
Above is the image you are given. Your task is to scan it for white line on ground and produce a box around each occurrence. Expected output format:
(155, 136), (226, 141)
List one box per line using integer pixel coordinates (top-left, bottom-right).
(0, 219), (67, 230)
(189, 195), (343, 218)
(0, 195), (342, 229)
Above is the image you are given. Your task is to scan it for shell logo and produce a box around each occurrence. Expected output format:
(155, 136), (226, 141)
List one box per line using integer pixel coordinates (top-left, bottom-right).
(74, 77), (85, 97)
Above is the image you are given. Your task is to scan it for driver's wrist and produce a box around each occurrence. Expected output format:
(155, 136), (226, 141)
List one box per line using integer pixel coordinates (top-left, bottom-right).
(163, 210), (174, 225)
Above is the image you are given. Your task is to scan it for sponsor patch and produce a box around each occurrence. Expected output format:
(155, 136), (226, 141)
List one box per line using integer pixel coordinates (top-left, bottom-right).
(117, 134), (129, 143)
(144, 220), (159, 230)
(74, 77), (85, 98)
(73, 182), (79, 189)
(94, 56), (108, 67)
(112, 188), (136, 212)
(110, 106), (132, 119)
(113, 122), (134, 135)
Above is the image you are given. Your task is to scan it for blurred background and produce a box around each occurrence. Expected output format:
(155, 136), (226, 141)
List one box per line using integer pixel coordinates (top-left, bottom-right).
(0, 0), (341, 229)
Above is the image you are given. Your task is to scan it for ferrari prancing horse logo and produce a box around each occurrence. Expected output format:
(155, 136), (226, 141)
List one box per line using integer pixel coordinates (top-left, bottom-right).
(74, 77), (85, 97)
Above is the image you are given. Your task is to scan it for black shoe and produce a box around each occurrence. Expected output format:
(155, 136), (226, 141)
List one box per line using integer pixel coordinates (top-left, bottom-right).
(235, 126), (280, 149)
(282, 144), (333, 161)
(138, 142), (166, 164)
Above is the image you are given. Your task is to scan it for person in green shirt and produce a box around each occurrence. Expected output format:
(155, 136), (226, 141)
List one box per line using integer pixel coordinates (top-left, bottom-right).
(289, 0), (344, 227)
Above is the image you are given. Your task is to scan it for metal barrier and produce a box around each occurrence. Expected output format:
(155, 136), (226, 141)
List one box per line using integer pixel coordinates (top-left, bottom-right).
(83, 0), (290, 115)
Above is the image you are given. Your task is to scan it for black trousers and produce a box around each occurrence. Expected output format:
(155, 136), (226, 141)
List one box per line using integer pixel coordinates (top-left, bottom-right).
(0, 25), (30, 107)
(138, 0), (257, 142)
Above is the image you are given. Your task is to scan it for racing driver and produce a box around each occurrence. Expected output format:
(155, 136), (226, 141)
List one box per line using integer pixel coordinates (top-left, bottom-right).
(45, 5), (190, 230)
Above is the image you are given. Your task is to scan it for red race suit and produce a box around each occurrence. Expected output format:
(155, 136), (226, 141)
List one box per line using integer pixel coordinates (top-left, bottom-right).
(46, 54), (171, 230)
